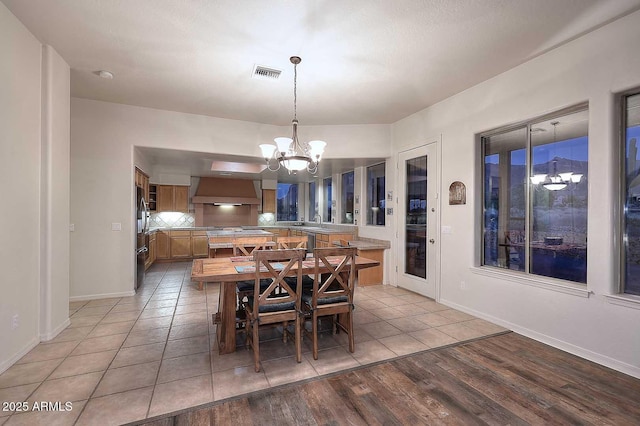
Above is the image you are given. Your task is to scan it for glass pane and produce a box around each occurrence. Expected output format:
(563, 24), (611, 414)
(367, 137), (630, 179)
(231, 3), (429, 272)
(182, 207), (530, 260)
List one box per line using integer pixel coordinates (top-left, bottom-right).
(341, 171), (354, 223)
(405, 155), (427, 278)
(276, 183), (298, 221)
(308, 181), (316, 222)
(530, 110), (588, 283)
(624, 93), (640, 295)
(483, 127), (527, 271)
(366, 163), (386, 226)
(323, 177), (332, 223)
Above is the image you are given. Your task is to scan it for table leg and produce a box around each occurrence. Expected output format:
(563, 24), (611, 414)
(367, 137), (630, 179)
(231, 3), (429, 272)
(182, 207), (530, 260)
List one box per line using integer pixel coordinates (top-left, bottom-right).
(216, 281), (237, 355)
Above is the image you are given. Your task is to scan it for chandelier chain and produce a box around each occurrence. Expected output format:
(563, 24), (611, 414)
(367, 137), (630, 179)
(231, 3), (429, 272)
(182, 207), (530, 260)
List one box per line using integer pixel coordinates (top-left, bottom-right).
(293, 61), (297, 121)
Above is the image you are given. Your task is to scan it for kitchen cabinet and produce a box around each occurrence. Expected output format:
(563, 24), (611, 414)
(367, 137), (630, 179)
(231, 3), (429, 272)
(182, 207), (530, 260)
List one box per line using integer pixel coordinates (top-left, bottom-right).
(315, 232), (354, 248)
(169, 230), (192, 258)
(145, 232), (157, 270)
(156, 185), (189, 212)
(156, 231), (170, 260)
(191, 231), (209, 257)
(357, 248), (384, 286)
(135, 167), (150, 203)
(262, 189), (276, 213)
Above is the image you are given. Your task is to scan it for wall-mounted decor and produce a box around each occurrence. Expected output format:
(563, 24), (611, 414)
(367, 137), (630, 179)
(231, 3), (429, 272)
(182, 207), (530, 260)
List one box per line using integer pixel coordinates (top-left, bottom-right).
(355, 195), (360, 205)
(387, 191), (393, 202)
(449, 181), (466, 205)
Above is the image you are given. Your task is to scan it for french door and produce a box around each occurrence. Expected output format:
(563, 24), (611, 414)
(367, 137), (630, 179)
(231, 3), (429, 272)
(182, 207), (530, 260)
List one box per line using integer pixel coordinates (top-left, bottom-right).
(397, 143), (438, 298)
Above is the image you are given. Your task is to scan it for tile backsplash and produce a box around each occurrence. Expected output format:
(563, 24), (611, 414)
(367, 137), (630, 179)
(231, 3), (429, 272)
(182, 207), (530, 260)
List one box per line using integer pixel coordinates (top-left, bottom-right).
(150, 212), (195, 228)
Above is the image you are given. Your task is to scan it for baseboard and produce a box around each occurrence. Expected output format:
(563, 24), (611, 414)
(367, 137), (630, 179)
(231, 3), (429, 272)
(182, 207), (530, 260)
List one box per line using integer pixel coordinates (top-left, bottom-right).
(40, 317), (71, 341)
(69, 289), (135, 302)
(0, 336), (40, 375)
(440, 298), (640, 380)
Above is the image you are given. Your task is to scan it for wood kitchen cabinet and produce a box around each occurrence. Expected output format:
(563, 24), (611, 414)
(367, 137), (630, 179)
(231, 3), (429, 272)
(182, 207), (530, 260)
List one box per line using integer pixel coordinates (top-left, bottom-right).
(357, 248), (384, 286)
(191, 231), (209, 258)
(169, 230), (192, 258)
(315, 232), (354, 248)
(262, 189), (276, 213)
(156, 185), (189, 212)
(135, 167), (150, 202)
(156, 231), (170, 260)
(145, 232), (157, 270)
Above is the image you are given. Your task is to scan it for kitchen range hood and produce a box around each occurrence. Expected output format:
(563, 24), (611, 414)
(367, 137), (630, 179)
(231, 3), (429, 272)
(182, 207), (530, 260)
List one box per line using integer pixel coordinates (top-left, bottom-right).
(192, 177), (260, 227)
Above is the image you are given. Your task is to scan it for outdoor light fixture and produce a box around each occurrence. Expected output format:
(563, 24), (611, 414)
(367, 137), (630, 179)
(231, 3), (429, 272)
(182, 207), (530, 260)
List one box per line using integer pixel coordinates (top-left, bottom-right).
(260, 56), (326, 174)
(530, 121), (583, 191)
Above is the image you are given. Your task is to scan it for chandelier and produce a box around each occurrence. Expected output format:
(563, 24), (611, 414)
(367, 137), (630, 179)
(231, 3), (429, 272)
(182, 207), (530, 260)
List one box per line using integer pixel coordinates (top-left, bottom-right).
(529, 121), (583, 191)
(259, 56), (326, 174)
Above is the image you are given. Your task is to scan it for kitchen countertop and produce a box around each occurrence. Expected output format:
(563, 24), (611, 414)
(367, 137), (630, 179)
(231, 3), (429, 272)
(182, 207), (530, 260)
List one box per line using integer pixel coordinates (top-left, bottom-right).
(332, 240), (390, 250)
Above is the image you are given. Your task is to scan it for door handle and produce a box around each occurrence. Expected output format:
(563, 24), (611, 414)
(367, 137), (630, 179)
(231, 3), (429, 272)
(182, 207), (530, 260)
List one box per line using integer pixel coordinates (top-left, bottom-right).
(429, 239), (435, 244)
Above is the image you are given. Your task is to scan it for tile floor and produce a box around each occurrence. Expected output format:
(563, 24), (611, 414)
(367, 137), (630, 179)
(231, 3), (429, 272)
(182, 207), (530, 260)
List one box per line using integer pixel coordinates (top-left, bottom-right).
(0, 261), (507, 426)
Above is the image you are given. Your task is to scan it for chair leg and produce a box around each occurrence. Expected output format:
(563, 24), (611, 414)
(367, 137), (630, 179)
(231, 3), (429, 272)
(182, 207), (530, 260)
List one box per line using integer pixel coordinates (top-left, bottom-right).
(347, 310), (355, 353)
(282, 321), (288, 343)
(312, 312), (319, 360)
(252, 320), (260, 372)
(294, 316), (302, 363)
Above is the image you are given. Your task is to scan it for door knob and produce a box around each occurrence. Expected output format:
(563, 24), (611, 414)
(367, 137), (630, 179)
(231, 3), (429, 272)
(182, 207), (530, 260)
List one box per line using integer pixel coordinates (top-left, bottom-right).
(429, 239), (435, 244)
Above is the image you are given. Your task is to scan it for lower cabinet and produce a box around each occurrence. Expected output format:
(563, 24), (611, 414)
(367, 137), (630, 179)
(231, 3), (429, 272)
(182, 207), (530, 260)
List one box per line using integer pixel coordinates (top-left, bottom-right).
(156, 231), (170, 260)
(357, 248), (384, 286)
(145, 232), (157, 270)
(170, 230), (192, 258)
(315, 232), (354, 248)
(191, 231), (209, 257)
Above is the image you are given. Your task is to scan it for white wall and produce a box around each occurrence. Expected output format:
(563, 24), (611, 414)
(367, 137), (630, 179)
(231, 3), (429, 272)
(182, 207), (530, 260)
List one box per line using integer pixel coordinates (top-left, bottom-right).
(40, 45), (71, 340)
(392, 11), (640, 377)
(70, 100), (391, 299)
(0, 4), (71, 373)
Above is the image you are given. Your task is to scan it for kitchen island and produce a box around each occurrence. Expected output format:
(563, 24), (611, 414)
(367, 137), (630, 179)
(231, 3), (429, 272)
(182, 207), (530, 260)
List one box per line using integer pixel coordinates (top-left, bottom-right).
(207, 229), (276, 257)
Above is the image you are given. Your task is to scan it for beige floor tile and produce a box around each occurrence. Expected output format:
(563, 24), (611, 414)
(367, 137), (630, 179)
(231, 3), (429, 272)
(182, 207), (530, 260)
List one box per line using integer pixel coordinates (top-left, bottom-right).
(168, 323), (210, 341)
(93, 361), (160, 397)
(377, 296), (410, 307)
(463, 318), (508, 335)
(437, 323), (486, 341)
(396, 293), (431, 304)
(262, 356), (318, 387)
(177, 296), (207, 306)
(213, 367), (269, 400)
(163, 335), (209, 359)
(175, 302), (207, 314)
(17, 341), (79, 364)
(387, 316), (432, 333)
(149, 292), (179, 301)
(211, 348), (254, 373)
(157, 352), (211, 384)
(378, 333), (429, 356)
(0, 359), (62, 389)
(171, 312), (208, 327)
(409, 328), (459, 348)
(305, 346), (359, 376)
(139, 307), (175, 319)
(0, 383), (39, 415)
(111, 342), (165, 368)
(69, 314), (104, 328)
(28, 372), (102, 403)
(372, 306), (405, 320)
(393, 303), (428, 317)
(85, 298), (120, 308)
(380, 286), (412, 296)
(300, 331), (341, 354)
(72, 306), (112, 317)
(359, 321), (402, 339)
(69, 301), (87, 309)
(145, 299), (178, 309)
(49, 351), (117, 379)
(70, 333), (128, 356)
(334, 327), (375, 347)
(415, 312), (461, 327)
(46, 326), (93, 343)
(4, 400), (85, 426)
(352, 309), (381, 325)
(130, 316), (173, 332)
(110, 303), (145, 313)
(412, 299), (449, 312)
(351, 339), (397, 365)
(122, 327), (170, 348)
(87, 321), (135, 338)
(99, 310), (140, 324)
(437, 309), (476, 322)
(75, 387), (153, 426)
(356, 299), (388, 310)
(148, 374), (213, 417)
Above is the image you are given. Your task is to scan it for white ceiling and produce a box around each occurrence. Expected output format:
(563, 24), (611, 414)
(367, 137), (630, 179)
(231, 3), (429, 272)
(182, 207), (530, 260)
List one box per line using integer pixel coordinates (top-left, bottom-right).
(4, 0), (640, 179)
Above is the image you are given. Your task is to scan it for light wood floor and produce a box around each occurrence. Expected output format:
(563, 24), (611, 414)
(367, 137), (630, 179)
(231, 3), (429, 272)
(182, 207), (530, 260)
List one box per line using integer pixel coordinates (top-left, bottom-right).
(137, 332), (640, 426)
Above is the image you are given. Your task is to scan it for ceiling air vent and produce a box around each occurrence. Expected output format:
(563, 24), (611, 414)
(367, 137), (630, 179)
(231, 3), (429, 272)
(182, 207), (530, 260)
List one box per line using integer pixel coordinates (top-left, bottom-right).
(252, 65), (282, 81)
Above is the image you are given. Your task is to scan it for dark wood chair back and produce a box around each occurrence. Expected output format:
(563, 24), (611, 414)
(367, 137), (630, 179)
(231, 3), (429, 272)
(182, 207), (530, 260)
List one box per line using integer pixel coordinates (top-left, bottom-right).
(276, 235), (308, 250)
(232, 236), (272, 256)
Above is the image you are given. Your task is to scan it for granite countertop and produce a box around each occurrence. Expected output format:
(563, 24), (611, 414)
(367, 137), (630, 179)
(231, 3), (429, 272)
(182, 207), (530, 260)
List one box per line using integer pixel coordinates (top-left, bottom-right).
(206, 229), (274, 237)
(332, 240), (390, 250)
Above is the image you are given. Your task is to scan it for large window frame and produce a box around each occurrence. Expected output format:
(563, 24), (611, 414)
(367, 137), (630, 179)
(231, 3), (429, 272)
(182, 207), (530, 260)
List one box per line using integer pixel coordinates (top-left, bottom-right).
(366, 163), (386, 226)
(480, 104), (589, 285)
(323, 177), (332, 223)
(341, 171), (355, 224)
(276, 182), (298, 222)
(621, 91), (640, 296)
(308, 181), (317, 223)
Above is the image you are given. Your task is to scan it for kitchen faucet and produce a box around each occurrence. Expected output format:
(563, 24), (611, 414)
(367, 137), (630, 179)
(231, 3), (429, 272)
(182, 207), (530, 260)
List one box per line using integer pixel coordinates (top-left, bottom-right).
(314, 213), (321, 223)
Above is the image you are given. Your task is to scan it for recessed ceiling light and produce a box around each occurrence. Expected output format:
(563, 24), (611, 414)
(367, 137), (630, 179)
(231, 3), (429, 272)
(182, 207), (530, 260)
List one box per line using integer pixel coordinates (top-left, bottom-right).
(97, 70), (114, 79)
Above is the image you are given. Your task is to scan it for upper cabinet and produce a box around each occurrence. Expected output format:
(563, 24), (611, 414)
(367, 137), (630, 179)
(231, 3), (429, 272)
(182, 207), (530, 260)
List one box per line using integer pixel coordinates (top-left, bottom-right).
(135, 167), (150, 202)
(154, 184), (189, 212)
(262, 189), (276, 214)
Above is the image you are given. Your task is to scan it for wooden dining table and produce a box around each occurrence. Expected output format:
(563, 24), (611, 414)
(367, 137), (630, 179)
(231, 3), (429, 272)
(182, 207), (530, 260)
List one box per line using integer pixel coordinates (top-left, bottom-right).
(191, 254), (380, 354)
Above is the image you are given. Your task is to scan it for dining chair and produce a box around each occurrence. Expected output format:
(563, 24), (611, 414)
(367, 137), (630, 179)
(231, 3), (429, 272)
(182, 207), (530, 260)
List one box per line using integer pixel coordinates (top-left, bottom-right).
(276, 235), (308, 250)
(235, 236), (276, 304)
(244, 248), (305, 372)
(301, 247), (357, 360)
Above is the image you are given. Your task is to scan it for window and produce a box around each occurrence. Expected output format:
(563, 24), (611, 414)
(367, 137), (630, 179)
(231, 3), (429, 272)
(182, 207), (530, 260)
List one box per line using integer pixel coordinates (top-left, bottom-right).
(308, 181), (317, 222)
(623, 92), (640, 296)
(341, 171), (354, 224)
(323, 177), (332, 223)
(366, 163), (385, 226)
(482, 107), (588, 284)
(276, 183), (298, 221)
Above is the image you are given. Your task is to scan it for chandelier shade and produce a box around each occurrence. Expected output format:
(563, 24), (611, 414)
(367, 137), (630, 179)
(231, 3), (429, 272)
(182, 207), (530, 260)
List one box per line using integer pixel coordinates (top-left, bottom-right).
(260, 56), (325, 174)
